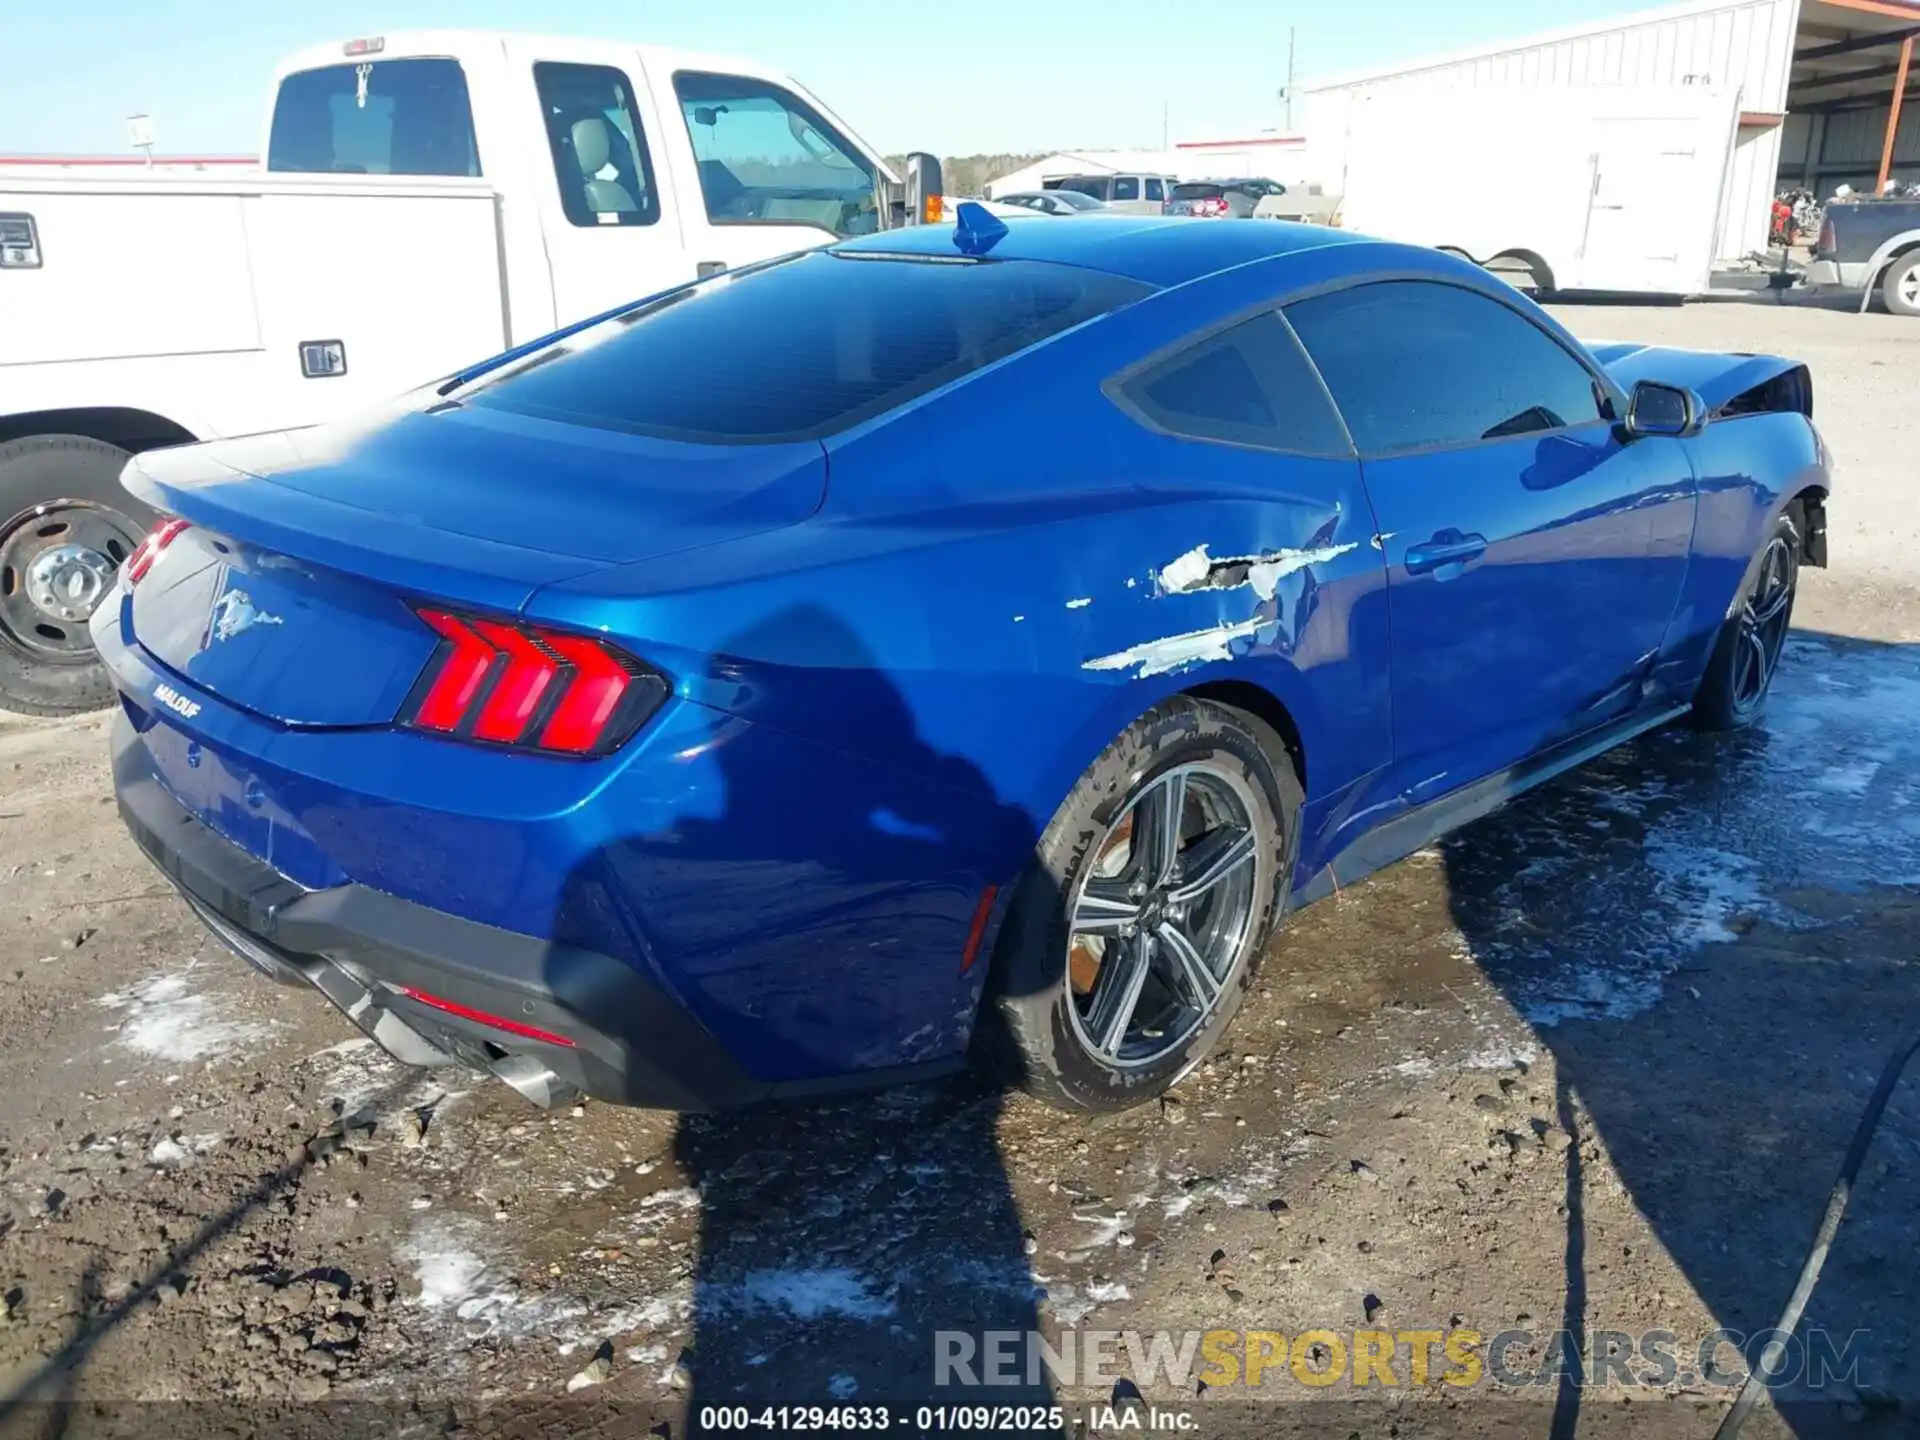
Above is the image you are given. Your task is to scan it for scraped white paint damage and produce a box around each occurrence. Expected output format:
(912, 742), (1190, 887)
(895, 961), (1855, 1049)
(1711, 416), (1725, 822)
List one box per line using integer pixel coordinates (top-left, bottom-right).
(1153, 542), (1357, 601)
(1083, 616), (1274, 679)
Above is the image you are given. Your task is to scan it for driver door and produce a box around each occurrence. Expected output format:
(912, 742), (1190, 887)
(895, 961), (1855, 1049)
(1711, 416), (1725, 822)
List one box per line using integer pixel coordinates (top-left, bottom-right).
(660, 69), (882, 277)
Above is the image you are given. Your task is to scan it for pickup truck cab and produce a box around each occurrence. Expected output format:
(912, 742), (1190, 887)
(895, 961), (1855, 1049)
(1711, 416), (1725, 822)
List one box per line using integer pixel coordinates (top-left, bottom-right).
(0, 30), (934, 714)
(1808, 199), (1920, 317)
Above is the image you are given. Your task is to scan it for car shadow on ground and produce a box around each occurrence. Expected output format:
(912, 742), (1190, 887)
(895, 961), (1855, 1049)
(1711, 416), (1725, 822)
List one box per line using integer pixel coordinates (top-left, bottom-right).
(1438, 628), (1920, 1439)
(540, 607), (1056, 1428)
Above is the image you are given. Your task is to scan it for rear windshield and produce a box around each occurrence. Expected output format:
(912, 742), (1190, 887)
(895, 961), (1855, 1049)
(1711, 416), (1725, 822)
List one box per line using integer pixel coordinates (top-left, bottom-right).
(268, 59), (480, 175)
(465, 251), (1151, 443)
(1171, 184), (1224, 200)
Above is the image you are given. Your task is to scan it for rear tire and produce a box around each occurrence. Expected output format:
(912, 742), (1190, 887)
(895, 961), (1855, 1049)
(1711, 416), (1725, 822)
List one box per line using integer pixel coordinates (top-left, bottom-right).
(1882, 251), (1920, 318)
(0, 435), (154, 717)
(977, 698), (1301, 1113)
(1690, 508), (1800, 732)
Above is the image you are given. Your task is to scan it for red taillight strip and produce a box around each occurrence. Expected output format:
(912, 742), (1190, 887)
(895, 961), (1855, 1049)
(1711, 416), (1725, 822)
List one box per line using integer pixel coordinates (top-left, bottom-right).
(125, 517), (190, 585)
(536, 631), (632, 753)
(413, 610), (497, 731)
(403, 606), (659, 755)
(468, 619), (560, 743)
(394, 985), (576, 1048)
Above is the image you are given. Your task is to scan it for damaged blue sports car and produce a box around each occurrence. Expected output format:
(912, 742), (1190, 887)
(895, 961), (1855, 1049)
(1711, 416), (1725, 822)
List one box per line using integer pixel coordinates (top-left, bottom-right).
(95, 211), (1831, 1113)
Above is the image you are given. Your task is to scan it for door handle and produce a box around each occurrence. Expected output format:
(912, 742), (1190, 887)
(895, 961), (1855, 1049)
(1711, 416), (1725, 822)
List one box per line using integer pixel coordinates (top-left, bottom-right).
(1404, 529), (1488, 576)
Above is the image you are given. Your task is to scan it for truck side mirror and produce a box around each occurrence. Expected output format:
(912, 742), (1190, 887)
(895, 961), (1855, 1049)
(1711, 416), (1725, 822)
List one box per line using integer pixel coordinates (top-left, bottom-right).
(903, 153), (944, 227)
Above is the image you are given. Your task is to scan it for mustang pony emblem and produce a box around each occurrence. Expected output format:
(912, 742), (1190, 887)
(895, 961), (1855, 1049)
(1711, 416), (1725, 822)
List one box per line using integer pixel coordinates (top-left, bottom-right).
(205, 588), (284, 646)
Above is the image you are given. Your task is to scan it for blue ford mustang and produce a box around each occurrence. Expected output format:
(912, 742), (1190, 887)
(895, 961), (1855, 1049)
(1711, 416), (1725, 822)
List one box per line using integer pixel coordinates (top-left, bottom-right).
(95, 213), (1830, 1113)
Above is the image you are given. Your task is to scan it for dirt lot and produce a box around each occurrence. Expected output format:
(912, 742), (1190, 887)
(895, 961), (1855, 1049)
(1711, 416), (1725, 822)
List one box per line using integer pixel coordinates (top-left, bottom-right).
(0, 299), (1915, 1439)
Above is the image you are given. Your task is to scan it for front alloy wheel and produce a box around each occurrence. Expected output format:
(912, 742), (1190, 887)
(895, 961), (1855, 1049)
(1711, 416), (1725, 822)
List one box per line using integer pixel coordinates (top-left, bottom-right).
(1691, 507), (1802, 731)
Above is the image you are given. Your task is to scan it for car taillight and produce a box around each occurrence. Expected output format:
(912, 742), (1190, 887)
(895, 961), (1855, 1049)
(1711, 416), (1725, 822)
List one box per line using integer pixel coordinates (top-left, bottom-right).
(402, 607), (667, 756)
(1207, 198), (1230, 217)
(123, 517), (190, 586)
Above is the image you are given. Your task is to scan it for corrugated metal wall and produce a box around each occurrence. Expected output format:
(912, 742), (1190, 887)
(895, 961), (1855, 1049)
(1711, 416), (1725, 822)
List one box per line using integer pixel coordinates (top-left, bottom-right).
(1303, 0), (1800, 262)
(1781, 105), (1920, 192)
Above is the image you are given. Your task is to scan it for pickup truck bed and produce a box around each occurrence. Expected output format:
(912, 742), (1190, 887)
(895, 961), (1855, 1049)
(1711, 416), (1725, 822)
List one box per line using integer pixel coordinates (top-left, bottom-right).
(1809, 199), (1920, 317)
(2, 172), (510, 437)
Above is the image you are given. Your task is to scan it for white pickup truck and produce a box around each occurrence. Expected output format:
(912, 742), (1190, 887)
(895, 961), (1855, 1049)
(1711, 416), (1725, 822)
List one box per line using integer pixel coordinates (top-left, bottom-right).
(0, 30), (941, 714)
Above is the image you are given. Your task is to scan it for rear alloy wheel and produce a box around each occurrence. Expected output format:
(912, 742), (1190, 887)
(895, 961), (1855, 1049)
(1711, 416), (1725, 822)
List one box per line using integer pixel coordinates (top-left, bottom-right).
(979, 698), (1300, 1112)
(1690, 509), (1800, 731)
(0, 436), (154, 716)
(1883, 251), (1920, 318)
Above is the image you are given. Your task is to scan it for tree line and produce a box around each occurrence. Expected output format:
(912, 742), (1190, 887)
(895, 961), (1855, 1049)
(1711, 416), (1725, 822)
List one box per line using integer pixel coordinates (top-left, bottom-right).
(884, 154), (1048, 197)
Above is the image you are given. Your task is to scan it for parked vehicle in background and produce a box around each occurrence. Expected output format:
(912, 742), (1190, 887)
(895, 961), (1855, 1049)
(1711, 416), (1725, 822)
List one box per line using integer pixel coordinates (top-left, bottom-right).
(1808, 199), (1920, 316)
(1332, 85), (1740, 295)
(0, 30), (939, 716)
(1165, 178), (1286, 218)
(98, 214), (1829, 1116)
(997, 189), (1109, 216)
(1043, 173), (1171, 215)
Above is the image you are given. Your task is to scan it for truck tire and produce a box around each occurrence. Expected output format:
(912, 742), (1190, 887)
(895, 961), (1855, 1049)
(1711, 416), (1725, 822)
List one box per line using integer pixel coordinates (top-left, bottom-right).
(0, 436), (156, 716)
(1883, 251), (1920, 318)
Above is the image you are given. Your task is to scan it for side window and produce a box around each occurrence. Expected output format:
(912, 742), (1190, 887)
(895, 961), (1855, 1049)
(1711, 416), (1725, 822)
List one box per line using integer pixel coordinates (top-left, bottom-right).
(267, 59), (479, 176)
(533, 62), (659, 228)
(1112, 176), (1141, 201)
(1116, 311), (1351, 456)
(673, 71), (879, 237)
(1285, 280), (1607, 455)
(1145, 177), (1165, 202)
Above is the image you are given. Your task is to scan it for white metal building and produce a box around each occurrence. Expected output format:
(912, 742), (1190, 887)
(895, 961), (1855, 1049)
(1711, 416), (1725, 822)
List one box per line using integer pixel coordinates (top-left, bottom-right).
(983, 151), (1182, 198)
(1302, 0), (1920, 264)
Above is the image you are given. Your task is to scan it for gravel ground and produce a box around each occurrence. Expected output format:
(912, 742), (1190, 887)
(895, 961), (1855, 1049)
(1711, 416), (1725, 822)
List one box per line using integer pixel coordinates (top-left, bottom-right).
(0, 300), (1915, 1439)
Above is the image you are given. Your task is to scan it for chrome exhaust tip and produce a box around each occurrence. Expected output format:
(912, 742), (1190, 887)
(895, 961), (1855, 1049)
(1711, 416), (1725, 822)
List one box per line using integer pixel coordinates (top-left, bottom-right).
(491, 1054), (578, 1109)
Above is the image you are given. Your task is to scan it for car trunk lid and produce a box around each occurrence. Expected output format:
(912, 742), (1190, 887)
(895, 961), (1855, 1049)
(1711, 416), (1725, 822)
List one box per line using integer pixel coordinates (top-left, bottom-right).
(119, 403), (827, 727)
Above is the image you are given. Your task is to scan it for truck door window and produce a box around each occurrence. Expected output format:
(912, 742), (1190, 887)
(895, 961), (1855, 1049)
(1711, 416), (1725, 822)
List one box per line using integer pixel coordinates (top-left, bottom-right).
(1112, 177), (1141, 201)
(1145, 178), (1165, 202)
(672, 71), (879, 237)
(533, 62), (660, 228)
(267, 59), (480, 176)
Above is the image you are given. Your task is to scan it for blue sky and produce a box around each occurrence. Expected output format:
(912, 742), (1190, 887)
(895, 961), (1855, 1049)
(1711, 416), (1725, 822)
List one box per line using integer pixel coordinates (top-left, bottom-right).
(4, 0), (1664, 157)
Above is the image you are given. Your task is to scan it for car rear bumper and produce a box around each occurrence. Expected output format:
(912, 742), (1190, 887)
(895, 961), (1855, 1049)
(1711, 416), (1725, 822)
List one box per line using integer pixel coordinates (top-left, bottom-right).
(112, 711), (957, 1111)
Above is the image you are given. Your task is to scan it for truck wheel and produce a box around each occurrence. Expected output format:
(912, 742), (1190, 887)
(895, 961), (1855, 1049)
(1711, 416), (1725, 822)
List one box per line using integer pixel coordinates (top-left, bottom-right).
(0, 436), (156, 716)
(1883, 251), (1920, 318)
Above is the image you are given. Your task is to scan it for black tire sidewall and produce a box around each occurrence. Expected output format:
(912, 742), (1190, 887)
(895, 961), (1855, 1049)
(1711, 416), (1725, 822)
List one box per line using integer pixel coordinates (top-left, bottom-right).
(1690, 508), (1801, 731)
(980, 699), (1301, 1112)
(0, 435), (153, 716)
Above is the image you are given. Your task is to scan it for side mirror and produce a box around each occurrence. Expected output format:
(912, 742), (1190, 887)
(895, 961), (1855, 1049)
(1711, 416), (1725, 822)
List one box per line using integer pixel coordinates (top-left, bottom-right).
(1623, 380), (1704, 439)
(902, 153), (943, 227)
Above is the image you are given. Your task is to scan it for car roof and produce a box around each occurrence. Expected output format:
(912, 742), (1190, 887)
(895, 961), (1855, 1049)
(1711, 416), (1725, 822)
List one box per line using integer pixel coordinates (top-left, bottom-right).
(833, 214), (1366, 288)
